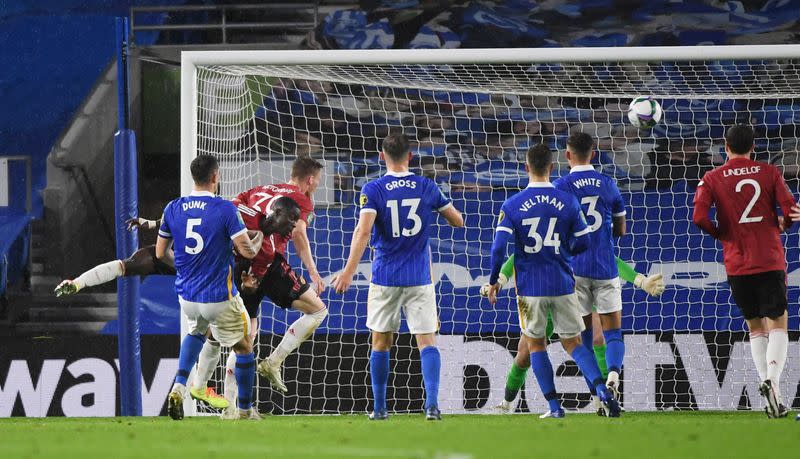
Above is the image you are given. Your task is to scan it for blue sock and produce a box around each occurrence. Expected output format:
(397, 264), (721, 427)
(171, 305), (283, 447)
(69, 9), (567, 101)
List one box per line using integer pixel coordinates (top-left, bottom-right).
(175, 333), (206, 386)
(420, 346), (441, 410)
(571, 345), (607, 396)
(235, 352), (256, 410)
(530, 351), (561, 413)
(603, 328), (625, 375)
(580, 328), (597, 395)
(370, 350), (390, 413)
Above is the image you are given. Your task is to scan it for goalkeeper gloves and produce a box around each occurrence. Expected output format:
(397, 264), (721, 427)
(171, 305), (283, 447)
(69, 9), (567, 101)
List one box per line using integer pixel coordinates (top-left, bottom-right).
(634, 273), (665, 297)
(479, 272), (509, 297)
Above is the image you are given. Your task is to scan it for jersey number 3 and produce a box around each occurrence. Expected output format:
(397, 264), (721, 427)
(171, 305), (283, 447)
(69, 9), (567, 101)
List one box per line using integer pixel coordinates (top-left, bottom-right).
(185, 218), (204, 254)
(387, 199), (422, 237)
(736, 179), (764, 224)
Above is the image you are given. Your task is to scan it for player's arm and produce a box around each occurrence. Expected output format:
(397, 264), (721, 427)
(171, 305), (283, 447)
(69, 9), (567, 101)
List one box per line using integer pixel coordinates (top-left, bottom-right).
(480, 254), (514, 297)
(225, 201), (260, 259)
(692, 177), (719, 238)
(292, 219), (325, 293)
(487, 225), (513, 305)
(611, 182), (627, 237)
(155, 209), (174, 263)
(439, 205), (464, 227)
(616, 258), (665, 296)
(774, 167), (797, 231)
(126, 217), (162, 232)
(332, 211), (376, 294)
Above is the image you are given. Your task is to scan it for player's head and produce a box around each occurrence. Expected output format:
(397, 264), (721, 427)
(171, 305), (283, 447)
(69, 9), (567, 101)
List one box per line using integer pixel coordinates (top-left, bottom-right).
(381, 133), (411, 165)
(725, 124), (755, 156)
(526, 143), (554, 179)
(566, 131), (595, 166)
(190, 155), (220, 191)
(291, 156), (324, 196)
(267, 196), (302, 238)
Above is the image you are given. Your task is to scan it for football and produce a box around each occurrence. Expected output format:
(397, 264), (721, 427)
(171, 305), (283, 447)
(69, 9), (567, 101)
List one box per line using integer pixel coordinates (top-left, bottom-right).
(627, 96), (663, 129)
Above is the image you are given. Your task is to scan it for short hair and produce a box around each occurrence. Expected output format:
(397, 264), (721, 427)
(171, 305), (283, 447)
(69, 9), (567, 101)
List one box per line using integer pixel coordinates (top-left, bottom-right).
(190, 155), (219, 185)
(725, 124), (755, 155)
(382, 133), (410, 162)
(527, 143), (553, 175)
(291, 157), (324, 180)
(566, 132), (594, 160)
(272, 196), (300, 214)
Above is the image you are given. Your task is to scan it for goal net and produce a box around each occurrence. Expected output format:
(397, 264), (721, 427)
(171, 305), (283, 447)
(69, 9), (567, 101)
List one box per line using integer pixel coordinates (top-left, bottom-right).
(181, 46), (800, 415)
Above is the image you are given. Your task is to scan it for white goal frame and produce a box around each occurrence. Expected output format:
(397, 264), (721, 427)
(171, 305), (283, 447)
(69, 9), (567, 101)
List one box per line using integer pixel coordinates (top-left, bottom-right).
(178, 44), (800, 415)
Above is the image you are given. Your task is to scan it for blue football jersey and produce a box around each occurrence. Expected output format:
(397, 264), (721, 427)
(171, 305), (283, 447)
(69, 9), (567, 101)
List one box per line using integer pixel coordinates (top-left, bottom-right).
(159, 191), (247, 303)
(360, 171), (452, 287)
(554, 165), (626, 280)
(496, 182), (590, 297)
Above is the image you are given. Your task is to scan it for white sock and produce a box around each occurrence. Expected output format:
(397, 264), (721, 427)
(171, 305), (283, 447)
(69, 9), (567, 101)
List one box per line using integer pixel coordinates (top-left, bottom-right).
(171, 382), (186, 394)
(268, 309), (327, 365)
(224, 351), (237, 406)
(607, 370), (620, 387)
(766, 329), (788, 394)
(194, 339), (221, 389)
(73, 260), (124, 289)
(749, 332), (769, 382)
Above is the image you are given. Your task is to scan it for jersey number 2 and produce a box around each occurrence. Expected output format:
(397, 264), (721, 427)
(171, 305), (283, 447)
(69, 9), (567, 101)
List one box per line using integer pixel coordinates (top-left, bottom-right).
(185, 218), (204, 254)
(387, 199), (422, 237)
(736, 179), (764, 224)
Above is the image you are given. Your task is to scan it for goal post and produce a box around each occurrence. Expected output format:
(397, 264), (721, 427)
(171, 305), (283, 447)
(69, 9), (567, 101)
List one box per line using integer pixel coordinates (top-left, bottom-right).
(180, 45), (800, 415)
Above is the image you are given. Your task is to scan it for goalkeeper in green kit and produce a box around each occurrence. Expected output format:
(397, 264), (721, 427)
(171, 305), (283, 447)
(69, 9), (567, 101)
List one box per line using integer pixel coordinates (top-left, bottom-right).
(480, 254), (665, 414)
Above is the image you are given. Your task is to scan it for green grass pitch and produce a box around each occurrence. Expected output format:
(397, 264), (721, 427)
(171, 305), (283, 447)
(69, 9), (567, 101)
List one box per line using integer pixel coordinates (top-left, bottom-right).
(2, 412), (796, 459)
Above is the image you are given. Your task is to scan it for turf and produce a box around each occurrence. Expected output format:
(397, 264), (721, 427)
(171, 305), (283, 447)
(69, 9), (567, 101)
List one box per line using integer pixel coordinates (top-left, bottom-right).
(2, 412), (796, 459)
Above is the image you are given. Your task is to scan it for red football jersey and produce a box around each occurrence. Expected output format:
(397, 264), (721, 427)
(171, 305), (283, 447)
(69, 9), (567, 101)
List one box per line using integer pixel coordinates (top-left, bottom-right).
(233, 184), (314, 277)
(693, 157), (795, 276)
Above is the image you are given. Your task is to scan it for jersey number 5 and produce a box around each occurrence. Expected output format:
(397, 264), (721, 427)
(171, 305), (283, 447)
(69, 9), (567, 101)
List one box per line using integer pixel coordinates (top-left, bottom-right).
(736, 179), (764, 224)
(387, 198), (422, 237)
(185, 218), (204, 254)
(521, 217), (561, 254)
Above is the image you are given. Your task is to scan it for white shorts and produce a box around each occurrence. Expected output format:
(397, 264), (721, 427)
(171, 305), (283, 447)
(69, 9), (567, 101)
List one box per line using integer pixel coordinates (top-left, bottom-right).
(366, 283), (438, 334)
(574, 276), (622, 316)
(179, 295), (250, 347)
(517, 294), (584, 339)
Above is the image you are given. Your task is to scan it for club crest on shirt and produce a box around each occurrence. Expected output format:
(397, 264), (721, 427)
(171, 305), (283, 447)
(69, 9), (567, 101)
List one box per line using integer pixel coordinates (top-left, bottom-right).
(360, 193), (368, 207)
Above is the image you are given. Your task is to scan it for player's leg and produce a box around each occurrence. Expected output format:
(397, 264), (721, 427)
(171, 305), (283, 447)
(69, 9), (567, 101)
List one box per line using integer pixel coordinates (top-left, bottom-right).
(405, 284), (442, 420)
(365, 283), (402, 420)
(54, 245), (161, 296)
(189, 336), (229, 409)
(762, 271), (789, 418)
(518, 296), (563, 418)
(552, 294), (620, 417)
(257, 259), (328, 393)
(168, 299), (210, 420)
(209, 295), (258, 420)
(574, 277), (604, 409)
(260, 289), (327, 392)
(496, 338), (529, 413)
(596, 278), (624, 398)
(592, 312), (608, 378)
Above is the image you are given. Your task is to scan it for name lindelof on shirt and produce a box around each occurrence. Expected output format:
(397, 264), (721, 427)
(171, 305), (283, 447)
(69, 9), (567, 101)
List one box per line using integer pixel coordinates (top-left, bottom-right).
(182, 200), (207, 211)
(385, 179), (417, 191)
(519, 195), (565, 212)
(572, 177), (602, 189)
(723, 165), (760, 178)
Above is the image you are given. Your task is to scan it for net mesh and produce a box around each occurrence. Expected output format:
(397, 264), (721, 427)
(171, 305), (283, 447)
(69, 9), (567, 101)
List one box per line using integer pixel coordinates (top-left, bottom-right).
(189, 55), (800, 415)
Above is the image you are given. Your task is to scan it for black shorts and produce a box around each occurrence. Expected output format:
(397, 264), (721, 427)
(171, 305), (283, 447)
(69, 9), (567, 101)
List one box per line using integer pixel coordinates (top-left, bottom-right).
(133, 245), (176, 276)
(728, 270), (788, 320)
(236, 253), (311, 317)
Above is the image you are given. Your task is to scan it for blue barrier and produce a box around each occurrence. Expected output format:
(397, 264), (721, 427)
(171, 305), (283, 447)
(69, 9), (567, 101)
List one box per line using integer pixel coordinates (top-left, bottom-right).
(116, 188), (800, 336)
